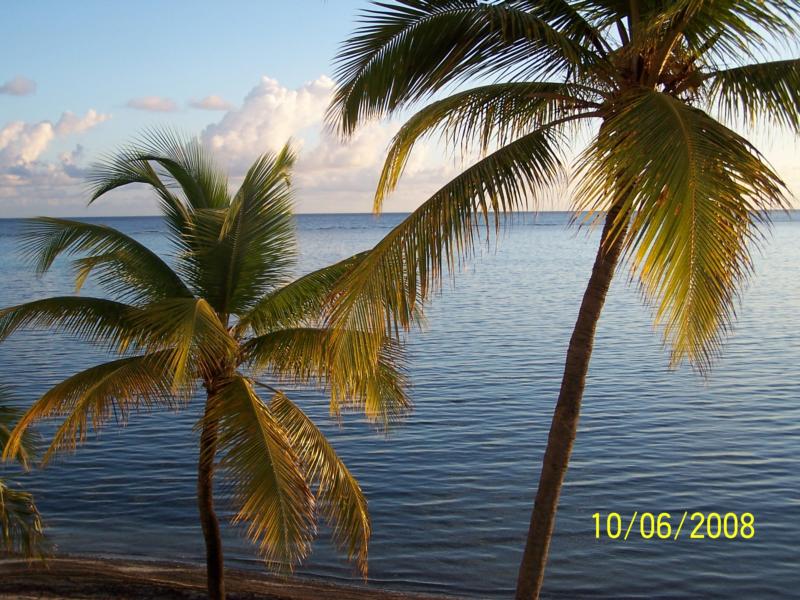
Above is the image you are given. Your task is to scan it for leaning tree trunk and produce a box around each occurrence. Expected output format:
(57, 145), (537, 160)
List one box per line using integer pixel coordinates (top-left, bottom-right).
(515, 203), (629, 600)
(198, 396), (226, 600)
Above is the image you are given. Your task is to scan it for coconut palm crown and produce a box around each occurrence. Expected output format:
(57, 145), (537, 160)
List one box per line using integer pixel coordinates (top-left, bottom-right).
(327, 1), (798, 599)
(0, 132), (410, 599)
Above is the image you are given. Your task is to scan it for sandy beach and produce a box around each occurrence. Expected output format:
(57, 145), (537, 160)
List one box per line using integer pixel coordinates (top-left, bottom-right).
(0, 557), (456, 600)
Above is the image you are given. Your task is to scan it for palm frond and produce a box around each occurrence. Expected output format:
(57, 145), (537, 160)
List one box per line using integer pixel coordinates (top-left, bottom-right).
(522, 0), (611, 53)
(676, 0), (799, 64)
(575, 90), (787, 369)
(376, 80), (598, 209)
(208, 375), (315, 569)
(128, 298), (236, 387)
(704, 59), (800, 132)
(245, 327), (411, 426)
(269, 392), (370, 576)
(137, 129), (230, 211)
(1, 352), (180, 465)
(204, 144), (297, 317)
(330, 0), (602, 134)
(0, 297), (138, 352)
(87, 148), (192, 240)
(0, 480), (47, 558)
(326, 123), (566, 367)
(20, 217), (192, 303)
(0, 386), (37, 469)
(236, 252), (368, 336)
(91, 129), (229, 212)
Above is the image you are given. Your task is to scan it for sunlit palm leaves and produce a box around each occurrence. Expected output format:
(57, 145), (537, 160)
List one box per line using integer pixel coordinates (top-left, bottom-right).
(269, 391), (370, 571)
(705, 59), (800, 131)
(326, 125), (565, 371)
(330, 0), (600, 134)
(0, 386), (47, 558)
(209, 375), (315, 569)
(20, 217), (192, 302)
(0, 297), (137, 352)
(330, 0), (797, 372)
(0, 132), (409, 575)
(574, 89), (786, 366)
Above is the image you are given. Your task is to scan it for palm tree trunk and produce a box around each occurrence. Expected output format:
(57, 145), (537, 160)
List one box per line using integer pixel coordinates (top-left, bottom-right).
(515, 204), (629, 600)
(198, 396), (226, 600)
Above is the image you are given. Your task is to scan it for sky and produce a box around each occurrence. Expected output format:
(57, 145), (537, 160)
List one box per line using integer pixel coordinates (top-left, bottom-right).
(1, 0), (798, 217)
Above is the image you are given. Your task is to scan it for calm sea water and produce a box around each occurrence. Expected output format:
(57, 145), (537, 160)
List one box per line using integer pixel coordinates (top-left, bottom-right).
(0, 213), (798, 599)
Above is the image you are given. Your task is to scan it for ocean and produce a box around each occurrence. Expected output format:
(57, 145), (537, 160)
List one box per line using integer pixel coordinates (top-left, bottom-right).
(0, 212), (798, 599)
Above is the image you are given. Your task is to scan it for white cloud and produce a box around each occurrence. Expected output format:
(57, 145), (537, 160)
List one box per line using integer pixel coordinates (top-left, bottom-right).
(0, 109), (110, 168)
(55, 109), (111, 135)
(126, 96), (178, 112)
(200, 75), (455, 212)
(189, 95), (233, 111)
(202, 76), (333, 167)
(0, 109), (111, 215)
(0, 121), (55, 165)
(0, 76), (36, 96)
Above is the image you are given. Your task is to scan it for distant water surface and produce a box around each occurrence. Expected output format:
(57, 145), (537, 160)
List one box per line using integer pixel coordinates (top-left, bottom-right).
(0, 212), (798, 599)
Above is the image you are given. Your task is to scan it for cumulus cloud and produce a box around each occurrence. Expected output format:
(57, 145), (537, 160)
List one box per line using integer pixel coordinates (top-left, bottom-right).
(189, 95), (233, 111)
(126, 96), (178, 112)
(0, 109), (110, 168)
(0, 109), (111, 214)
(200, 75), (455, 212)
(55, 109), (111, 135)
(202, 76), (333, 166)
(0, 76), (37, 96)
(0, 121), (55, 165)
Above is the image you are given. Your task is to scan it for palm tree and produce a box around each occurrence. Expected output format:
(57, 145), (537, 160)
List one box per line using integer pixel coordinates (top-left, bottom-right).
(327, 1), (799, 598)
(0, 132), (410, 599)
(0, 385), (46, 558)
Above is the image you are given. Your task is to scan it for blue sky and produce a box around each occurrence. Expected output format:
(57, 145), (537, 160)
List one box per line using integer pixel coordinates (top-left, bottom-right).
(1, 1), (798, 217)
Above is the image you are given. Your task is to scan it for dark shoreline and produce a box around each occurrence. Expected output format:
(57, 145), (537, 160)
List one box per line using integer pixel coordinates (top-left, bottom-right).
(0, 557), (458, 600)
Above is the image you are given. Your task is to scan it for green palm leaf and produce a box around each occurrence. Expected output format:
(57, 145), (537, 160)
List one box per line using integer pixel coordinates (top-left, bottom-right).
(128, 298), (236, 387)
(0, 386), (37, 471)
(676, 0), (798, 63)
(0, 480), (47, 558)
(327, 124), (565, 355)
(236, 252), (368, 336)
(0, 297), (138, 352)
(91, 129), (229, 212)
(245, 327), (410, 426)
(376, 80), (599, 209)
(268, 391), (370, 575)
(86, 147), (191, 239)
(20, 217), (192, 303)
(205, 144), (297, 317)
(575, 90), (787, 368)
(0, 386), (47, 558)
(330, 0), (600, 134)
(705, 59), (800, 131)
(208, 375), (315, 569)
(1, 352), (180, 465)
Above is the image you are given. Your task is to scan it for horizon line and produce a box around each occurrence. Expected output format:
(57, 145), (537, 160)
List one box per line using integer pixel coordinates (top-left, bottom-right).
(1, 208), (797, 220)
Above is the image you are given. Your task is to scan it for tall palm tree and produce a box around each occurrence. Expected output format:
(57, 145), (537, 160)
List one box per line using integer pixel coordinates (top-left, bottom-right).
(0, 385), (46, 558)
(0, 132), (410, 599)
(328, 1), (799, 598)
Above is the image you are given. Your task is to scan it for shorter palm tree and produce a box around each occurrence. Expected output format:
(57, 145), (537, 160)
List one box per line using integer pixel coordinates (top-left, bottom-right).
(0, 385), (46, 558)
(0, 132), (410, 599)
